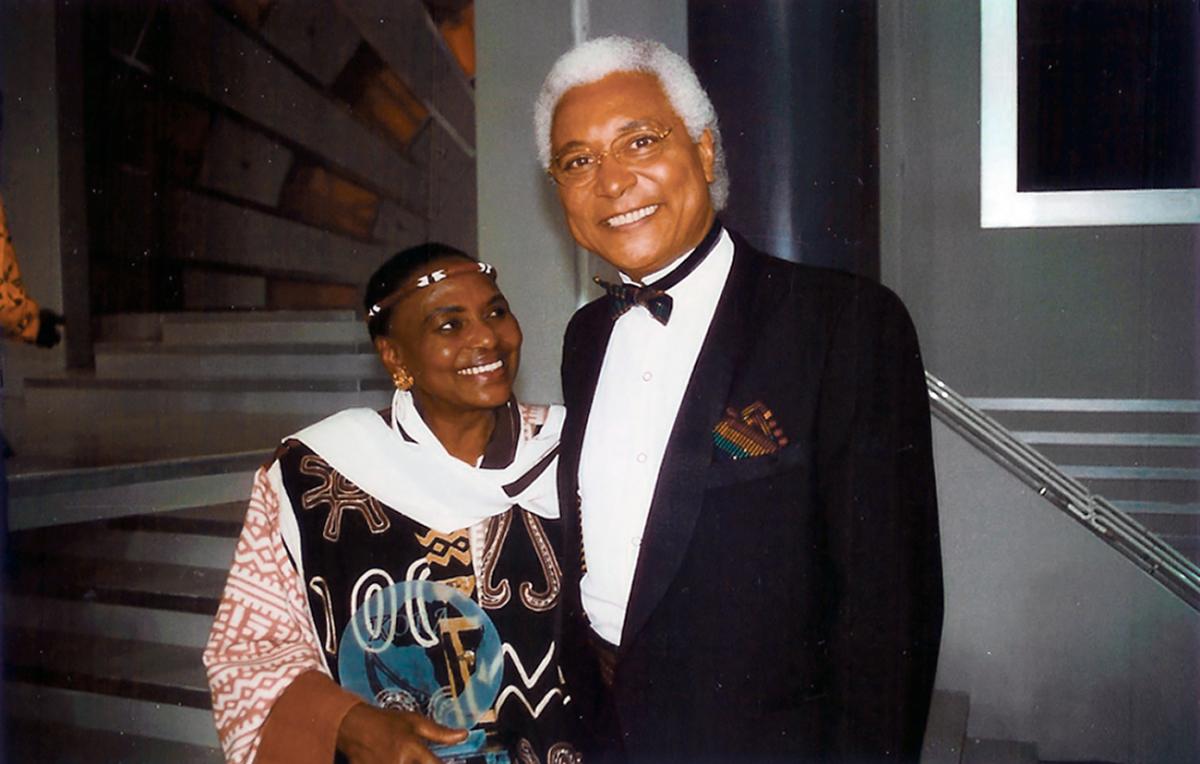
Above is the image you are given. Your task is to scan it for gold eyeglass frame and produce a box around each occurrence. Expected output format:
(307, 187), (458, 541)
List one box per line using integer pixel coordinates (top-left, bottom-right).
(547, 126), (674, 187)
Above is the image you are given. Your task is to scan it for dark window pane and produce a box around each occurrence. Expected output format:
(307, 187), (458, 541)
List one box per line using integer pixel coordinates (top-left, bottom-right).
(1017, 0), (1199, 192)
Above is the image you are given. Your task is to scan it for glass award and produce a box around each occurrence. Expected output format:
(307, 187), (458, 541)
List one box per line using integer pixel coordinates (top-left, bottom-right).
(339, 579), (510, 763)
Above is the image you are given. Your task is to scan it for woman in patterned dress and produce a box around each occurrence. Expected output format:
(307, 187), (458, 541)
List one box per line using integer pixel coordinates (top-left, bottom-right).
(204, 244), (578, 764)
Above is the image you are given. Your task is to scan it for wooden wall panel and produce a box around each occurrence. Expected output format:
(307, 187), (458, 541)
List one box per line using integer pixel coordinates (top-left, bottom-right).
(331, 43), (430, 152)
(344, 0), (475, 153)
(373, 200), (428, 246)
(168, 189), (400, 285)
(266, 279), (359, 310)
(423, 1), (475, 79)
(277, 161), (380, 241)
(81, 0), (474, 313)
(205, 11), (426, 212)
(183, 269), (267, 309)
(336, 0), (439, 104)
(421, 121), (477, 255)
(257, 1), (361, 86)
(197, 116), (293, 207)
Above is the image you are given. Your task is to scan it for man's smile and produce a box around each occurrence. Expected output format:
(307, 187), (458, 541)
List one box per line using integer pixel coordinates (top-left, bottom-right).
(603, 204), (660, 228)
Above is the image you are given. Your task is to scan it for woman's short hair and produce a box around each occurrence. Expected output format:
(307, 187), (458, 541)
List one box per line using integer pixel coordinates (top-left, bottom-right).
(364, 243), (475, 339)
(533, 36), (729, 211)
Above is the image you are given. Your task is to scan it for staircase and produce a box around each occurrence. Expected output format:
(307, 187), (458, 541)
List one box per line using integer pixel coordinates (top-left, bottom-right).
(24, 310), (392, 416)
(4, 309), (393, 759)
(4, 499), (1044, 764)
(4, 495), (244, 762)
(972, 398), (1200, 566)
(10, 343), (1162, 761)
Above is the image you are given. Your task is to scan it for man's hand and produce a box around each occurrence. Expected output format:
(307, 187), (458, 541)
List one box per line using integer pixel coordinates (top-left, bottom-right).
(336, 703), (469, 764)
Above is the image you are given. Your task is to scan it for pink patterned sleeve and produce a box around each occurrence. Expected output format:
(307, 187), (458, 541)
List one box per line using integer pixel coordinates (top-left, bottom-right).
(203, 467), (332, 763)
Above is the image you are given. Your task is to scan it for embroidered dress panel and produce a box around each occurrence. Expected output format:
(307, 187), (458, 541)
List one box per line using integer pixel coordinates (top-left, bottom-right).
(578, 228), (735, 646)
(204, 403), (576, 763)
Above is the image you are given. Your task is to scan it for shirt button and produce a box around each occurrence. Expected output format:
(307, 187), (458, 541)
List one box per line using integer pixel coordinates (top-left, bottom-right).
(632, 537), (642, 547)
(636, 453), (647, 463)
(642, 371), (653, 382)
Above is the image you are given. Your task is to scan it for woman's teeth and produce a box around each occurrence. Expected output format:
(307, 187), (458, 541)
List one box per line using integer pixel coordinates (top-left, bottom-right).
(458, 359), (504, 376)
(604, 204), (659, 227)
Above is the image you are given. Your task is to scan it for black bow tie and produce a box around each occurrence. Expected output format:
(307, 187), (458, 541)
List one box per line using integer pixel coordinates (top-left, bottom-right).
(594, 220), (723, 327)
(595, 280), (674, 325)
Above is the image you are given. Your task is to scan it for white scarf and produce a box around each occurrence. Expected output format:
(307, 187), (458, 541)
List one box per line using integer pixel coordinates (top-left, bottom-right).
(289, 391), (564, 534)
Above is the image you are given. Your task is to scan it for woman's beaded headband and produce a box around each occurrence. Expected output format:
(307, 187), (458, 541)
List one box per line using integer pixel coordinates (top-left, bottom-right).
(367, 261), (498, 320)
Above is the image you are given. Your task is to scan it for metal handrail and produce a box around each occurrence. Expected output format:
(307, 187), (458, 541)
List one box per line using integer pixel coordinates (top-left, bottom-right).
(926, 372), (1200, 611)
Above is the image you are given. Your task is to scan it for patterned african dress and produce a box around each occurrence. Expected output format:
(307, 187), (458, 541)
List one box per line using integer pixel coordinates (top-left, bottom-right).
(204, 401), (579, 764)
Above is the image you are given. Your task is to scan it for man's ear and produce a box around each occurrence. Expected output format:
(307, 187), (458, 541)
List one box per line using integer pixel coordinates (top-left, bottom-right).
(697, 129), (716, 184)
(374, 335), (404, 376)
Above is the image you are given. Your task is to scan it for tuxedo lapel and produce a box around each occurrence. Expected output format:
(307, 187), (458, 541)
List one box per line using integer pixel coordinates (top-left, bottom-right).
(560, 301), (616, 589)
(561, 304), (616, 474)
(620, 243), (768, 648)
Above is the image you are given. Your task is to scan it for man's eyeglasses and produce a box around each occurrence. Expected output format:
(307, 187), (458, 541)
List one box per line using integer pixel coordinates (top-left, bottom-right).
(547, 126), (674, 187)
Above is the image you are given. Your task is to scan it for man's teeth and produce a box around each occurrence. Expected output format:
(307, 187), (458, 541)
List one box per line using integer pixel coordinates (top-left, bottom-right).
(458, 359), (503, 376)
(605, 205), (659, 227)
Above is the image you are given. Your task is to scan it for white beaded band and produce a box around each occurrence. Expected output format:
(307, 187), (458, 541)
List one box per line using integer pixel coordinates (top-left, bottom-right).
(367, 261), (498, 319)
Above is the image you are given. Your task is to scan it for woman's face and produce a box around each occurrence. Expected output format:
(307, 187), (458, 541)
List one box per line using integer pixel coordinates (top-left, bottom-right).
(376, 257), (522, 417)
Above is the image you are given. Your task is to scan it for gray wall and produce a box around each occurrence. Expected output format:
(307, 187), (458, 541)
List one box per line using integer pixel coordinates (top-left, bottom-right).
(475, 0), (687, 406)
(878, 1), (1198, 399)
(0, 0), (67, 394)
(932, 419), (1199, 763)
(880, 7), (1200, 757)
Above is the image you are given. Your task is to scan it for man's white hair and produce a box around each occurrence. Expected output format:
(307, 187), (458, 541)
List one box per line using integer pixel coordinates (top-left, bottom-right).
(534, 36), (729, 211)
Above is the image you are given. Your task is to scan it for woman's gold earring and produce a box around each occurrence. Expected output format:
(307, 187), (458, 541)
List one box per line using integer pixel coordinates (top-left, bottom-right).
(392, 367), (414, 391)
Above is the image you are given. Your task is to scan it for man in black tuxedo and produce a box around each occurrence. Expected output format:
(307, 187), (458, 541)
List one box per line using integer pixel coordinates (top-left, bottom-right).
(535, 37), (943, 762)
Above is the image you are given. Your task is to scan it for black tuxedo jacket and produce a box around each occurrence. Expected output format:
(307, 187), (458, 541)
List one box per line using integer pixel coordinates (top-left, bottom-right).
(557, 231), (943, 763)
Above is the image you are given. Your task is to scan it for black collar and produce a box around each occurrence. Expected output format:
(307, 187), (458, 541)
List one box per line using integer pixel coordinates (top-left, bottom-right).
(635, 218), (723, 291)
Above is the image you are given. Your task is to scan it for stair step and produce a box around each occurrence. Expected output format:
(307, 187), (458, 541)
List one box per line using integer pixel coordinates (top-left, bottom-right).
(108, 501), (248, 537)
(1030, 445), (1200, 471)
(10, 503), (242, 567)
(6, 501), (239, 648)
(9, 556), (226, 615)
(57, 527), (238, 568)
(4, 628), (210, 708)
(98, 309), (358, 340)
(12, 452), (268, 498)
(1127, 511), (1200, 538)
(25, 376), (389, 395)
(9, 454), (261, 531)
(5, 680), (218, 748)
(962, 737), (1039, 764)
(94, 341), (385, 380)
(921, 690), (970, 764)
(1071, 478), (1200, 505)
(25, 375), (391, 415)
(6, 594), (216, 649)
(8, 719), (223, 763)
(161, 318), (368, 345)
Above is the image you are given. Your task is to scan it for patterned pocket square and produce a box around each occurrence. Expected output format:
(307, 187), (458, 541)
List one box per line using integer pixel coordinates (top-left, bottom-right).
(712, 401), (789, 460)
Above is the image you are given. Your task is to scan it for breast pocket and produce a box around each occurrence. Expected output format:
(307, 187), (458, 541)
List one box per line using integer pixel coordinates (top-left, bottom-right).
(704, 442), (809, 489)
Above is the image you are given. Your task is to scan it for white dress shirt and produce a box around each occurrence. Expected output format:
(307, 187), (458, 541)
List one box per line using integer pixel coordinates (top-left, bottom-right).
(579, 228), (735, 646)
